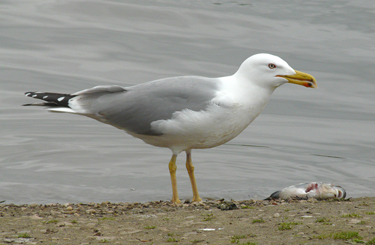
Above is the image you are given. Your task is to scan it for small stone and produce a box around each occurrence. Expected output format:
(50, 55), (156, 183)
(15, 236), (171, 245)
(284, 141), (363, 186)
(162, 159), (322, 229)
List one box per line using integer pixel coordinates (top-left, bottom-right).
(66, 206), (73, 211)
(349, 219), (361, 224)
(85, 222), (97, 227)
(273, 213), (280, 218)
(3, 238), (15, 243)
(50, 210), (60, 215)
(301, 215), (313, 218)
(219, 202), (238, 210)
(57, 222), (66, 227)
(95, 236), (116, 241)
(86, 209), (96, 214)
(119, 229), (142, 235)
(30, 214), (43, 220)
(183, 231), (198, 237)
(308, 198), (318, 203)
(249, 199), (256, 204)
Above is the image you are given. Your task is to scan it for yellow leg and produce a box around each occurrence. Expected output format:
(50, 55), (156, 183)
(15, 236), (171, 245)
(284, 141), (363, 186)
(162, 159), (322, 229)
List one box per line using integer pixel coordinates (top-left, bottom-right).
(169, 154), (180, 203)
(186, 150), (202, 202)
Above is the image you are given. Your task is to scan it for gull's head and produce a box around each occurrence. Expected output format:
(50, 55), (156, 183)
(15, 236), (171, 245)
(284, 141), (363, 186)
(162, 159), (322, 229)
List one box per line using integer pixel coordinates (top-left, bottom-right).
(235, 53), (317, 90)
(318, 184), (346, 199)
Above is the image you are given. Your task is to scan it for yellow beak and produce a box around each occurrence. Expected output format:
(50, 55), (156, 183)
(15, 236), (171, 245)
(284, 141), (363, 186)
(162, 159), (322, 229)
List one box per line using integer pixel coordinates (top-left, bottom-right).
(277, 70), (317, 88)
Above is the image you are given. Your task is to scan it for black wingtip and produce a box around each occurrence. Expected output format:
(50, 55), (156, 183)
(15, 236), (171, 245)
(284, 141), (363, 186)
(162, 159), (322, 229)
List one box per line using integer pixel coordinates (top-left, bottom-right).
(23, 91), (75, 107)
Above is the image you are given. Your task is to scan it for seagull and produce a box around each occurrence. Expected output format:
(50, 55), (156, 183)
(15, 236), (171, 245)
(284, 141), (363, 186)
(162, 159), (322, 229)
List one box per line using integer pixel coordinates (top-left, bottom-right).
(266, 182), (346, 200)
(24, 53), (317, 203)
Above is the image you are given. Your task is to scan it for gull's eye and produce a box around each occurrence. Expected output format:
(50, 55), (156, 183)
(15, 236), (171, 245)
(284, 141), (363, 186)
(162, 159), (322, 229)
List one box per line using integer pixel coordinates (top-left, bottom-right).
(268, 63), (276, 69)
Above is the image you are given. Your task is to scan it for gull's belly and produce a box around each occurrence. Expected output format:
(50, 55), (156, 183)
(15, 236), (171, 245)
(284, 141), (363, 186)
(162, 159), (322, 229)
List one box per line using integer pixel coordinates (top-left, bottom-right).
(132, 104), (261, 153)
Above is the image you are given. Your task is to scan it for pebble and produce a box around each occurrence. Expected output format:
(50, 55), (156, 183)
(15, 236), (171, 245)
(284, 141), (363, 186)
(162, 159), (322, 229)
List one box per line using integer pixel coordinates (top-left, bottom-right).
(86, 209), (96, 214)
(349, 219), (361, 224)
(50, 210), (59, 215)
(248, 199), (256, 204)
(199, 228), (216, 231)
(158, 227), (169, 232)
(273, 213), (280, 218)
(183, 231), (199, 237)
(308, 198), (318, 203)
(3, 238), (35, 244)
(30, 214), (43, 220)
(95, 236), (116, 241)
(119, 229), (142, 235)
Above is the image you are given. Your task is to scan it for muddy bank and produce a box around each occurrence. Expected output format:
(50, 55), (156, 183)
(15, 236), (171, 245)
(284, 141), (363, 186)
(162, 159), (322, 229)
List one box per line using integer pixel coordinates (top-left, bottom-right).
(1, 197), (375, 244)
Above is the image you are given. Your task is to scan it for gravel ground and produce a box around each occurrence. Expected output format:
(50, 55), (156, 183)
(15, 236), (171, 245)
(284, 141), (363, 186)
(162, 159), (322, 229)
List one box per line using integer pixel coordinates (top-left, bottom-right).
(1, 197), (375, 245)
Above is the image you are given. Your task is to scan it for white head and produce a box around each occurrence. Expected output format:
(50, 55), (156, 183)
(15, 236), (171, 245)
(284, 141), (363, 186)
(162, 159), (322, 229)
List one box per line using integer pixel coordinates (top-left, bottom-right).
(234, 53), (317, 90)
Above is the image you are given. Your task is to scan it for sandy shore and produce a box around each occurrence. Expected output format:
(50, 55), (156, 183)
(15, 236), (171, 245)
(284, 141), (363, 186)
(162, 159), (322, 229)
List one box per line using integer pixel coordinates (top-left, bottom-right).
(1, 197), (375, 245)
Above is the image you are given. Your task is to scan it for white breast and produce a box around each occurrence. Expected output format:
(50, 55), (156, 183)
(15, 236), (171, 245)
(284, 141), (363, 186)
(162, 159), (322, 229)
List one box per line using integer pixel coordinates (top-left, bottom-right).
(133, 76), (273, 154)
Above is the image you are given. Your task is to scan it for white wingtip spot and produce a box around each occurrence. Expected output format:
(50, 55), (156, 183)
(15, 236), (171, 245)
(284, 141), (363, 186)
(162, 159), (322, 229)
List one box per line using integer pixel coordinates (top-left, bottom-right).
(32, 94), (37, 98)
(25, 93), (31, 96)
(57, 97), (65, 102)
(43, 96), (48, 99)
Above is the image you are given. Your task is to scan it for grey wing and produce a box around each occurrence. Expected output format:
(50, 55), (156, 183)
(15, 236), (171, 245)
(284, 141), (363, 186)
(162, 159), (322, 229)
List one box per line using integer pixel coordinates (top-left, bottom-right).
(84, 76), (219, 135)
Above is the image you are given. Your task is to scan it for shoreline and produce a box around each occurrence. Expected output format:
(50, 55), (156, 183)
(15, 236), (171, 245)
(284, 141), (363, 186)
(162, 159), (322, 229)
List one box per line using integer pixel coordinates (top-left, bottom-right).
(1, 197), (375, 244)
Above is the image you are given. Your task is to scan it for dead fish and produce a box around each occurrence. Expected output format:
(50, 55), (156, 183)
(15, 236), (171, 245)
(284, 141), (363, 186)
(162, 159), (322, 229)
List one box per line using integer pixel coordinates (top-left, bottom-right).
(266, 182), (346, 200)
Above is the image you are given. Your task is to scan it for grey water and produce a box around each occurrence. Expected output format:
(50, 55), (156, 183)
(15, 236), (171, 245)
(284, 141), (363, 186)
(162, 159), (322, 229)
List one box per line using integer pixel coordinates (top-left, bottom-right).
(1, 0), (374, 204)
